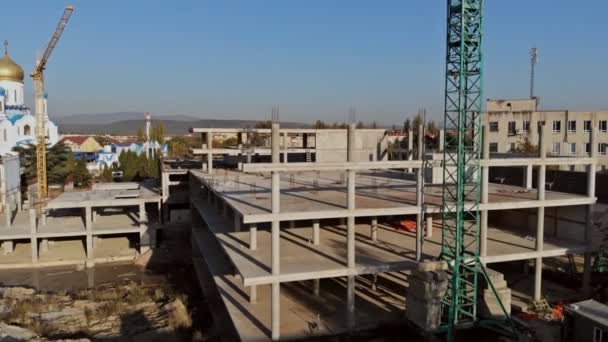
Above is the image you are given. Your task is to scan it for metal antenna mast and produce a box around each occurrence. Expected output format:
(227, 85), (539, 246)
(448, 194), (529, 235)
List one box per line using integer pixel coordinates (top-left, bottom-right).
(530, 47), (538, 99)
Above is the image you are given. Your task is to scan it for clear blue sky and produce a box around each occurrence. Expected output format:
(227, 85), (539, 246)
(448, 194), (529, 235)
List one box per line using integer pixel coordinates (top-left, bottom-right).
(4, 1), (607, 125)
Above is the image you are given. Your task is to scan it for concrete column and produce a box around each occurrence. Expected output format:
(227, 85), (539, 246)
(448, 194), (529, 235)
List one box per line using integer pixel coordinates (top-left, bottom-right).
(29, 209), (36, 234)
(92, 208), (97, 223)
(206, 132), (213, 174)
(525, 165), (533, 189)
(415, 124), (424, 261)
(4, 198), (10, 228)
(407, 129), (414, 172)
(272, 122), (280, 164)
(2, 240), (14, 255)
(249, 285), (257, 304)
(85, 206), (94, 266)
(271, 121), (281, 342)
(583, 127), (597, 295)
(370, 217), (378, 241)
(139, 203), (152, 255)
(289, 220), (295, 229)
(282, 132), (288, 163)
(313, 278), (320, 296)
(480, 125), (490, 258)
(234, 213), (241, 232)
(29, 207), (37, 263)
(17, 191), (22, 212)
(249, 224), (257, 250)
(439, 129), (445, 152)
(425, 215), (433, 238)
(347, 123), (356, 162)
(40, 239), (49, 253)
(347, 123), (356, 269)
(534, 123), (546, 301)
(347, 275), (355, 331)
(312, 219), (320, 245)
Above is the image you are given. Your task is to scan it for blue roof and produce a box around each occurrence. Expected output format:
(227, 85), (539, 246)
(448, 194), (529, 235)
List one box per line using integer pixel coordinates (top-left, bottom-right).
(8, 114), (24, 124)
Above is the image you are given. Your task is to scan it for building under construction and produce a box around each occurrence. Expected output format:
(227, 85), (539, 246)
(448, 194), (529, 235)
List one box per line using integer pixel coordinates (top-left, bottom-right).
(173, 121), (601, 340)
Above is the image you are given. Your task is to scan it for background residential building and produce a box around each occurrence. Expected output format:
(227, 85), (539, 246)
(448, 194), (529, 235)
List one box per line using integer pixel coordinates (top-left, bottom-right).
(484, 98), (608, 171)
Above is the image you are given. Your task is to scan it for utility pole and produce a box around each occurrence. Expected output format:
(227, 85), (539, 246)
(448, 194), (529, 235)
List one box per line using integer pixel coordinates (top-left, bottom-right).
(530, 47), (538, 99)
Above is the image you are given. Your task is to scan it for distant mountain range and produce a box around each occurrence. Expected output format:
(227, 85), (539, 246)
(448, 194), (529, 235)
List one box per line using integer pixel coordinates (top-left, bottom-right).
(55, 112), (310, 135)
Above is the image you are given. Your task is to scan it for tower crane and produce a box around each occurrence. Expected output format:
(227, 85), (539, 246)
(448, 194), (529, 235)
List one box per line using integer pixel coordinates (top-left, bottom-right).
(440, 0), (516, 340)
(31, 5), (74, 204)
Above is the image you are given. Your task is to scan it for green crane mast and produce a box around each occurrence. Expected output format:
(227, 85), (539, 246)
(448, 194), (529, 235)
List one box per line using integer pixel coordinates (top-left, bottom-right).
(440, 0), (484, 337)
(440, 1), (517, 340)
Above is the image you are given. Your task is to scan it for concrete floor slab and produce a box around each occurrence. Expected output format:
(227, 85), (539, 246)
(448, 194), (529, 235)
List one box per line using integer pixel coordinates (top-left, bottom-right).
(191, 170), (593, 223)
(193, 226), (406, 341)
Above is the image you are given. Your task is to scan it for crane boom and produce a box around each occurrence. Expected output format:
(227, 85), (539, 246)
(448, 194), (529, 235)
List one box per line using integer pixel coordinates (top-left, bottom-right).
(31, 5), (74, 205)
(35, 6), (74, 75)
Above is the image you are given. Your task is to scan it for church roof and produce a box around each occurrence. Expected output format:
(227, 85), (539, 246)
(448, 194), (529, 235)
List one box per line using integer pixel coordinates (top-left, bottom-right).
(59, 136), (91, 145)
(8, 114), (24, 124)
(0, 42), (24, 83)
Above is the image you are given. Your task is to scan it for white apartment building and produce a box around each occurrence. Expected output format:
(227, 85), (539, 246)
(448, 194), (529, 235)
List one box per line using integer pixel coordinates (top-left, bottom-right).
(485, 98), (608, 171)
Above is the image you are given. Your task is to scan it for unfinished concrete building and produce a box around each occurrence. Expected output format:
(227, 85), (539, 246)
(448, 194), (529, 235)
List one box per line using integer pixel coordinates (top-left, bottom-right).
(183, 121), (600, 340)
(0, 182), (161, 269)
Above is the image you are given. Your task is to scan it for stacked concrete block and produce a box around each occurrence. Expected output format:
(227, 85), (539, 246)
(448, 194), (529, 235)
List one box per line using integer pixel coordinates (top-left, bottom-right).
(406, 260), (448, 331)
(480, 268), (511, 319)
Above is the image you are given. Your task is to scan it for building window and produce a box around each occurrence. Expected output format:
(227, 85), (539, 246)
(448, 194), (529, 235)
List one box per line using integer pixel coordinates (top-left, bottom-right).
(568, 143), (576, 155)
(567, 120), (576, 133)
(23, 124), (31, 136)
(552, 120), (561, 133)
(586, 143), (591, 156)
(551, 142), (560, 155)
(600, 120), (608, 133)
(522, 121), (530, 133)
(489, 122), (499, 132)
(600, 143), (607, 156)
(508, 121), (516, 136)
(584, 120), (592, 133)
(489, 142), (498, 153)
(509, 143), (517, 152)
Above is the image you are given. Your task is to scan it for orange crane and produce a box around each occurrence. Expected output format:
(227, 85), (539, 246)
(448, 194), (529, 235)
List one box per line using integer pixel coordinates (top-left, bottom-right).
(31, 5), (74, 204)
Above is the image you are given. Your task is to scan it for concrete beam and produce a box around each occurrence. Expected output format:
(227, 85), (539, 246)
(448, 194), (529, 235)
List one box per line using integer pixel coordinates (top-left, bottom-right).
(241, 160), (424, 173)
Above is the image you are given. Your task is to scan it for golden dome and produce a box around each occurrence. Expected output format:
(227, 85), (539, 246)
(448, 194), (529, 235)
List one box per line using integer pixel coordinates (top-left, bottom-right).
(0, 41), (24, 83)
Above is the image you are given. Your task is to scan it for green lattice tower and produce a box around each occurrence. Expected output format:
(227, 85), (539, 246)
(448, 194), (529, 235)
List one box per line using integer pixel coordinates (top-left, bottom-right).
(440, 0), (484, 339)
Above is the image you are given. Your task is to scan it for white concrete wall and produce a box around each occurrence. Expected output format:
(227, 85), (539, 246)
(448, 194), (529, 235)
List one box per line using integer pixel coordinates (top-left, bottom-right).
(316, 129), (387, 162)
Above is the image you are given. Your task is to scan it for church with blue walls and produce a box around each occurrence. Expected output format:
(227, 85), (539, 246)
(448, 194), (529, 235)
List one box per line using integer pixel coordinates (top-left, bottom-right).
(0, 41), (59, 155)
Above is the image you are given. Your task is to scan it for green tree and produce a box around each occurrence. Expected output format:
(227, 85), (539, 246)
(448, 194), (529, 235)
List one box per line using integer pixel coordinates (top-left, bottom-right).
(13, 142), (71, 186)
(403, 118), (411, 132)
(72, 160), (90, 188)
(427, 120), (438, 133)
(313, 120), (327, 129)
(136, 128), (145, 143)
